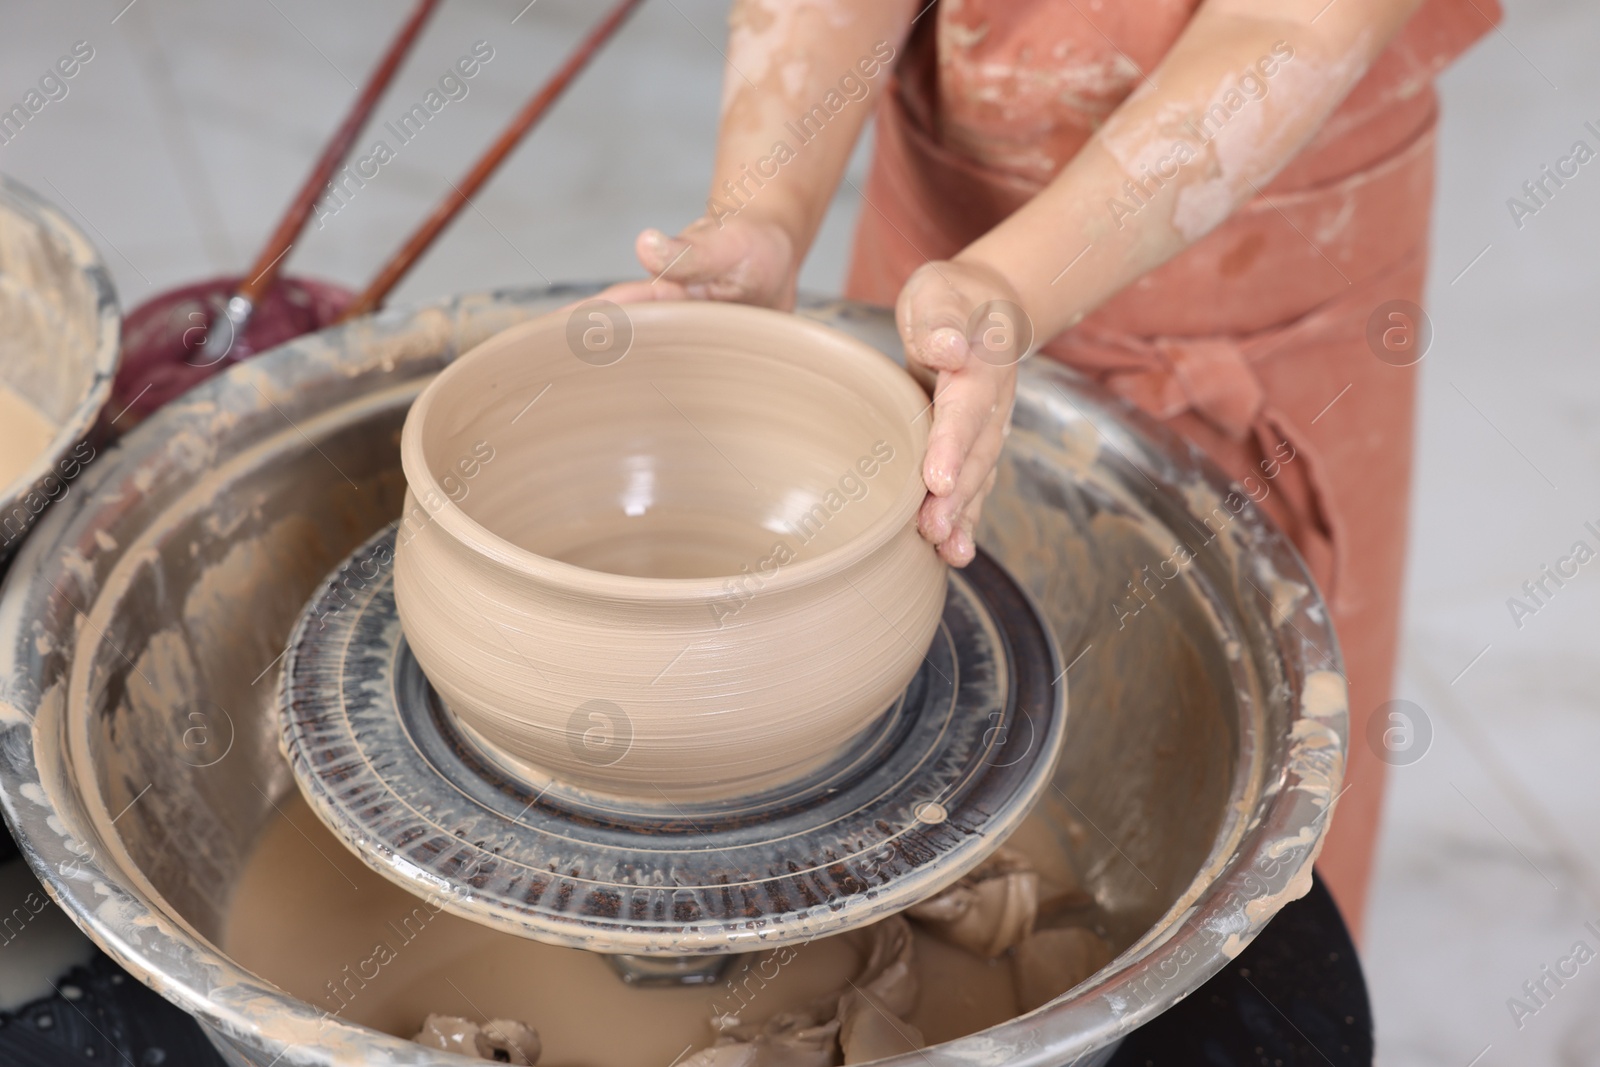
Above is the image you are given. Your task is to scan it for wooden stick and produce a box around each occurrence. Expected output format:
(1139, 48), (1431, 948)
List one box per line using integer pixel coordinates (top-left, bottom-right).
(238, 0), (441, 308)
(339, 0), (647, 320)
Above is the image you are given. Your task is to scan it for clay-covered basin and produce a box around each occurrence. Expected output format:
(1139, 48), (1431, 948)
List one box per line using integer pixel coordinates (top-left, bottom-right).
(0, 290), (1346, 1067)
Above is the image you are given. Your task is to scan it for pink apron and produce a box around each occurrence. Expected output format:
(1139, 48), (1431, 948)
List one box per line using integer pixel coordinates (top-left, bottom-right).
(845, 0), (1499, 934)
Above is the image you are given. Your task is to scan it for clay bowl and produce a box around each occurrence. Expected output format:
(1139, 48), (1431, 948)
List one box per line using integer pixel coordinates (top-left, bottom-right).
(393, 301), (948, 803)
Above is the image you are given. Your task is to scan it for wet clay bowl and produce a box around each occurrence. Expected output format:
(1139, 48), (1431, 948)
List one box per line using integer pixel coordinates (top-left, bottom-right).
(393, 300), (947, 802)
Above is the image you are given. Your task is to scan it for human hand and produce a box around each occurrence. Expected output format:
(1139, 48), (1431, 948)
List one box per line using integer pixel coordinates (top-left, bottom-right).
(897, 259), (1027, 568)
(597, 214), (799, 309)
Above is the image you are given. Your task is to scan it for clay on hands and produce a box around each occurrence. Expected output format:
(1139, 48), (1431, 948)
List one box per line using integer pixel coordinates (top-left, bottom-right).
(612, 217), (800, 309)
(895, 259), (1026, 568)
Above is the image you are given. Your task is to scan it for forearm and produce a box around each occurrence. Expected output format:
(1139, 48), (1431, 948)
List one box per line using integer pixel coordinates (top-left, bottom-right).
(709, 0), (919, 255)
(959, 0), (1424, 341)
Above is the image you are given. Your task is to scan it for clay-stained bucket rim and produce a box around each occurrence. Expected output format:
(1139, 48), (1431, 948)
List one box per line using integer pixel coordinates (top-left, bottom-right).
(0, 289), (1346, 1067)
(400, 300), (934, 601)
(0, 173), (121, 530)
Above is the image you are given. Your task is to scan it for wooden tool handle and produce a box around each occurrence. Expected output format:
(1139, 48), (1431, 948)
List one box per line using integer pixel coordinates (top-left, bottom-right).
(235, 0), (441, 306)
(339, 0), (647, 321)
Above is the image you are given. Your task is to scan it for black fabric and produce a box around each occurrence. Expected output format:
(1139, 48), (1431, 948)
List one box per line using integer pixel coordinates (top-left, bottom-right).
(1109, 873), (1374, 1067)
(0, 954), (226, 1067)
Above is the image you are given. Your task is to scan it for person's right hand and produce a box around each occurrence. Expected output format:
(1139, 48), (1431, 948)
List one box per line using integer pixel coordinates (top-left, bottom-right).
(597, 214), (800, 310)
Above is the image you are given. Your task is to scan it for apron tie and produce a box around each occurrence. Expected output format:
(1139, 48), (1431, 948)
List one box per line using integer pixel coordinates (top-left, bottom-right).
(1039, 272), (1413, 608)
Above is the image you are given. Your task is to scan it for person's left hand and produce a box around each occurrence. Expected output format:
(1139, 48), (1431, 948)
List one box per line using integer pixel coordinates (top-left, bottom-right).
(595, 215), (800, 310)
(897, 259), (1027, 567)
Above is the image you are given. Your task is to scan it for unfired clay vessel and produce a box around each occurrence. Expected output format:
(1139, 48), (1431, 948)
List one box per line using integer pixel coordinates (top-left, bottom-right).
(394, 301), (947, 801)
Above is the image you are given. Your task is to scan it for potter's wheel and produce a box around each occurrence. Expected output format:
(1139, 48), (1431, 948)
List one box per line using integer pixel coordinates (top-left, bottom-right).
(1, 289), (1347, 1064)
(279, 523), (1064, 956)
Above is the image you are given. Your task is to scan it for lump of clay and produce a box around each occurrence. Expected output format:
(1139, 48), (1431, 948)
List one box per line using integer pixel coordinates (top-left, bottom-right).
(907, 847), (1039, 957)
(837, 916), (924, 1063)
(1011, 927), (1114, 1013)
(684, 1003), (839, 1067)
(838, 988), (924, 1063)
(1000, 814), (1095, 913)
(414, 1013), (542, 1065)
(683, 917), (923, 1067)
(851, 912), (919, 1017)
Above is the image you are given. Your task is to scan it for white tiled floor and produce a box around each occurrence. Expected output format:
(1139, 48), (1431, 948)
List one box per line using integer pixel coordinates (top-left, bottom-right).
(0, 0), (868, 303)
(2, 2), (1597, 1064)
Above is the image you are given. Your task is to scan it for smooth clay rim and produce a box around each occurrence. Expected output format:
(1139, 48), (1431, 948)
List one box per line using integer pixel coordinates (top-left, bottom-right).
(398, 300), (933, 600)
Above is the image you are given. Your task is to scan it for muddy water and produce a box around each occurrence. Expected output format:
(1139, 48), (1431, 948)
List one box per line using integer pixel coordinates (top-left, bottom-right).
(224, 795), (1023, 1067)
